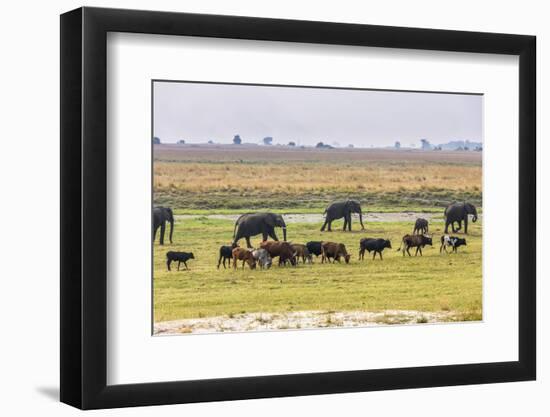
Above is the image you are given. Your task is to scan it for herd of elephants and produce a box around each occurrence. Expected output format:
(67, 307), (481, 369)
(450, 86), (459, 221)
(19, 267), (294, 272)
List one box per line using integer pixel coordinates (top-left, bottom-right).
(153, 200), (479, 271)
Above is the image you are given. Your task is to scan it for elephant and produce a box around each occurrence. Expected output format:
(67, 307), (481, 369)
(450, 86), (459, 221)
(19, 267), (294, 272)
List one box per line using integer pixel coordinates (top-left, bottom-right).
(444, 202), (478, 234)
(320, 200), (365, 232)
(232, 212), (287, 248)
(153, 207), (174, 245)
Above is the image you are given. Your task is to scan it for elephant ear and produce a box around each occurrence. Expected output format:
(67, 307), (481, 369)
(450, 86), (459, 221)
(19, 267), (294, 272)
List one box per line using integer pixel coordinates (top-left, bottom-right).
(265, 214), (276, 226)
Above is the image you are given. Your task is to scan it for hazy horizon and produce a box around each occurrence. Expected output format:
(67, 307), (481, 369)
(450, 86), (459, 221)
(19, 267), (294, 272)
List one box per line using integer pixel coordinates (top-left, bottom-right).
(153, 81), (483, 147)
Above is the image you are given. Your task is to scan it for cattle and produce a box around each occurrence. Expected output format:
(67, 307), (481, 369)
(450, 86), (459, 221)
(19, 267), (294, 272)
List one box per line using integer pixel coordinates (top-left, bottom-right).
(306, 241), (323, 258)
(321, 241), (351, 264)
(291, 243), (313, 264)
(359, 238), (392, 260)
(166, 251), (195, 271)
(397, 234), (433, 256)
(413, 218), (429, 234)
(260, 241), (297, 266)
(232, 247), (257, 269)
(217, 243), (237, 269)
(440, 235), (467, 253)
(252, 248), (272, 269)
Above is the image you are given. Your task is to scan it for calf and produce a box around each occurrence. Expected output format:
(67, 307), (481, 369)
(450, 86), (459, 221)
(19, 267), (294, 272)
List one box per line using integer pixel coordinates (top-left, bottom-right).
(166, 251), (195, 271)
(440, 235), (467, 253)
(232, 247), (256, 269)
(397, 234), (433, 257)
(321, 241), (351, 264)
(252, 248), (272, 269)
(359, 238), (392, 260)
(291, 243), (313, 264)
(306, 241), (323, 258)
(260, 241), (297, 266)
(413, 218), (429, 234)
(217, 243), (237, 269)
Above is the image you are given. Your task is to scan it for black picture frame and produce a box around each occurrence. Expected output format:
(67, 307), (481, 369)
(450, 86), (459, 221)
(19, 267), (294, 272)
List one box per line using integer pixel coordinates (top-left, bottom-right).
(60, 6), (536, 410)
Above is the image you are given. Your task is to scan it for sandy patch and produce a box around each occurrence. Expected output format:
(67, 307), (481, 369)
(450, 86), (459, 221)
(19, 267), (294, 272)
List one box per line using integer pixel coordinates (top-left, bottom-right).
(154, 309), (459, 335)
(176, 212), (449, 224)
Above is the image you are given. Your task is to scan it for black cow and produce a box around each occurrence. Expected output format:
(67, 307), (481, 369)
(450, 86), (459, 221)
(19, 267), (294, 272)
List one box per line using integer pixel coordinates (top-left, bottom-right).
(306, 241), (323, 258)
(359, 238), (392, 260)
(217, 244), (237, 269)
(397, 234), (433, 257)
(440, 235), (467, 253)
(166, 251), (195, 271)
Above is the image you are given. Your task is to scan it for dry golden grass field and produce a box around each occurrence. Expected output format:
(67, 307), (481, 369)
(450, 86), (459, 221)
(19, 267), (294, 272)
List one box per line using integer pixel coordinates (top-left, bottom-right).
(153, 144), (482, 213)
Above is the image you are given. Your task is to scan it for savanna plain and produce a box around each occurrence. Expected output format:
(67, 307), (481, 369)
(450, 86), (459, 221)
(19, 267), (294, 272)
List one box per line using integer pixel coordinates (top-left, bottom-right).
(153, 145), (482, 334)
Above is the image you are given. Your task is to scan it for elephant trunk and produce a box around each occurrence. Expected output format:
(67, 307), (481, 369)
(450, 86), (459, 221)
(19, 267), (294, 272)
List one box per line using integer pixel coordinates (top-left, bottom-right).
(282, 227), (287, 242)
(169, 218), (174, 243)
(472, 214), (478, 223)
(358, 210), (365, 229)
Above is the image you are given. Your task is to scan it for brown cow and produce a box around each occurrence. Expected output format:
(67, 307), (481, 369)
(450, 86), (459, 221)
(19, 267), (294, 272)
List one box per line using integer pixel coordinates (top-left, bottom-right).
(260, 241), (297, 266)
(291, 243), (313, 264)
(321, 241), (351, 264)
(232, 247), (256, 269)
(397, 234), (433, 256)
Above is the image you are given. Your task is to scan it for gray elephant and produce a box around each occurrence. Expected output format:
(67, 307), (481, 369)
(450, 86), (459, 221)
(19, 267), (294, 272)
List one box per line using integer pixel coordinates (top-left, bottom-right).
(320, 200), (365, 232)
(232, 212), (287, 248)
(444, 202), (478, 234)
(153, 207), (174, 245)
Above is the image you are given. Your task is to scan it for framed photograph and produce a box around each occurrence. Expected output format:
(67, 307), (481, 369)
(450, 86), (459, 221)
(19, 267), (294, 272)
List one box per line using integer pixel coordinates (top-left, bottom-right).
(60, 7), (536, 409)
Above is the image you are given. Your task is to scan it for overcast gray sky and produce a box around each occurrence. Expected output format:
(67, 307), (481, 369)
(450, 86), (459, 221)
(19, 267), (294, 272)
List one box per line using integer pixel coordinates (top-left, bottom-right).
(153, 81), (482, 147)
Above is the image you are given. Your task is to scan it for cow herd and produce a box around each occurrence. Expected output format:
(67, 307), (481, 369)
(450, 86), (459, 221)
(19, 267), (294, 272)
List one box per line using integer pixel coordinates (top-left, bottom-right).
(160, 212), (473, 271)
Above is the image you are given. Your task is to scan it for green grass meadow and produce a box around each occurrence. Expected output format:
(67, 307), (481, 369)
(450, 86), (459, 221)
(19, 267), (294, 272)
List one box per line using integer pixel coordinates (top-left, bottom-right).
(153, 216), (482, 323)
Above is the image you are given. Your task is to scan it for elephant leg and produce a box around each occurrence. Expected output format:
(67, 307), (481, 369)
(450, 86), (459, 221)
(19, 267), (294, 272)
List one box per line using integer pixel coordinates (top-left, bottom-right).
(246, 237), (253, 248)
(372, 251), (376, 260)
(159, 222), (165, 245)
(320, 218), (328, 232)
(455, 220), (462, 232)
(419, 246), (423, 256)
(183, 261), (188, 270)
(358, 249), (363, 260)
(217, 255), (222, 269)
(262, 231), (268, 242)
(166, 259), (171, 271)
(464, 217), (468, 234)
(444, 221), (449, 234)
(269, 229), (278, 241)
(347, 214), (352, 231)
(233, 256), (237, 269)
(153, 224), (159, 242)
(177, 261), (181, 271)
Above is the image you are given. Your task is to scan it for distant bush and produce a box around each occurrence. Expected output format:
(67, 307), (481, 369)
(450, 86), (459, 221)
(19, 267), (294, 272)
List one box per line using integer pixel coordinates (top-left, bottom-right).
(153, 136), (161, 145)
(316, 142), (333, 149)
(288, 141), (296, 147)
(177, 139), (185, 145)
(233, 135), (242, 145)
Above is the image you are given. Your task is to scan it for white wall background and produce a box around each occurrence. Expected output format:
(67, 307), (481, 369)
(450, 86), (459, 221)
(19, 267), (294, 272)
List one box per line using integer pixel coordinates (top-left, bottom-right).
(0, 0), (545, 415)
